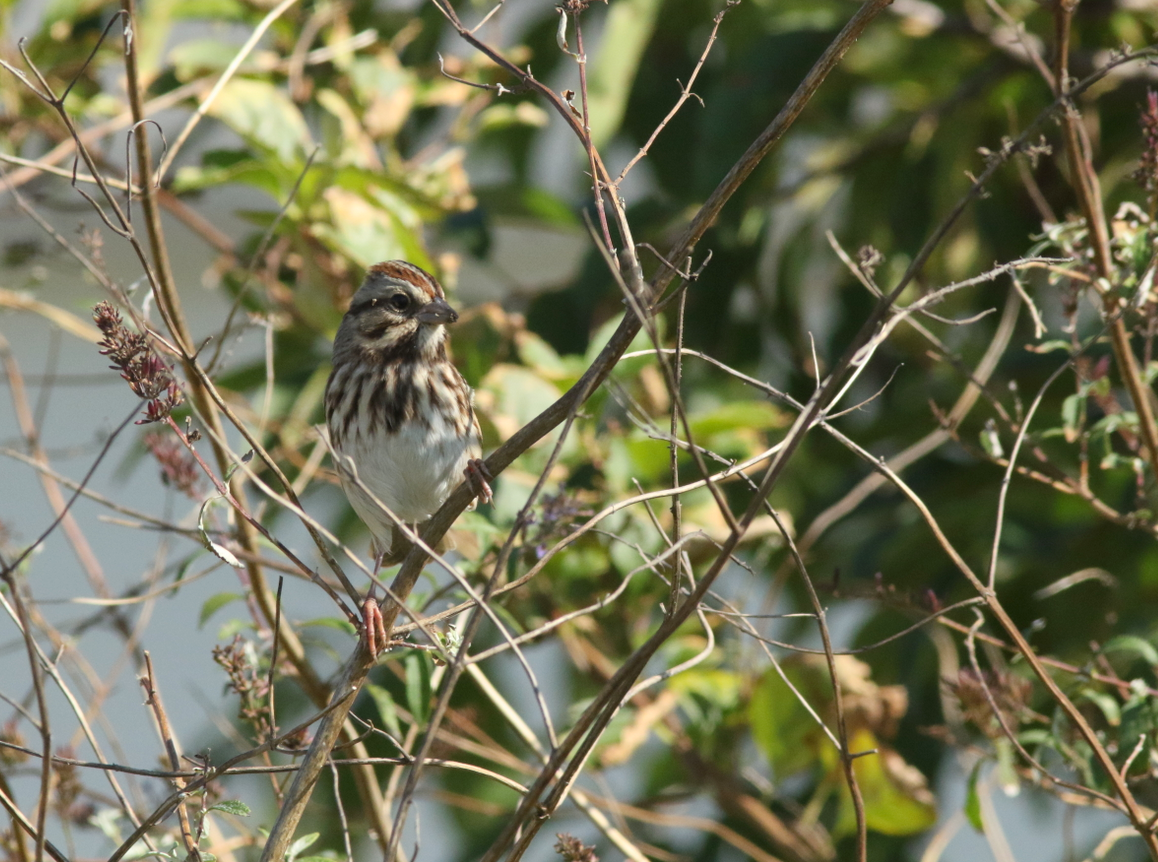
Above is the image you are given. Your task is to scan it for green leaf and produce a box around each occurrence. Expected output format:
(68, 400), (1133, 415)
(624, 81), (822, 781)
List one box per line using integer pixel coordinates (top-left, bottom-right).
(473, 186), (581, 227)
(839, 729), (936, 836)
(206, 541), (243, 569)
(748, 666), (815, 777)
(365, 683), (403, 739)
(287, 832), (319, 862)
(456, 509), (504, 536)
(173, 550), (201, 584)
(1060, 392), (1083, 440)
(90, 808), (124, 843)
(207, 78), (312, 164)
(1090, 412), (1140, 440)
(515, 331), (570, 379)
(1027, 339), (1074, 354)
(585, 313), (661, 369)
(1119, 687), (1158, 775)
(170, 0), (249, 19)
(669, 668), (741, 711)
(208, 800), (251, 817)
(994, 736), (1020, 797)
(477, 101), (550, 134)
(172, 149), (285, 197)
(586, 0), (663, 148)
(199, 592), (242, 628)
(1080, 688), (1121, 726)
(1103, 635), (1158, 667)
(313, 186), (431, 272)
(688, 400), (784, 438)
(169, 37), (246, 78)
(404, 651), (432, 725)
(964, 762), (984, 832)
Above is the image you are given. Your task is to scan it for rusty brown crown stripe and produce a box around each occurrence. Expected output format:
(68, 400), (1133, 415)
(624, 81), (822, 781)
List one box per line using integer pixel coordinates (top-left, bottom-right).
(367, 261), (441, 294)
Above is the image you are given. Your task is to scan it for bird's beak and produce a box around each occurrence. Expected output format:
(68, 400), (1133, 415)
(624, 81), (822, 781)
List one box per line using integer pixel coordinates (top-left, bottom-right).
(416, 298), (459, 325)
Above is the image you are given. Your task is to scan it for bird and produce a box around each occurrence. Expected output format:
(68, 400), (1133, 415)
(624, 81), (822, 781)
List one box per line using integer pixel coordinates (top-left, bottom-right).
(324, 261), (492, 651)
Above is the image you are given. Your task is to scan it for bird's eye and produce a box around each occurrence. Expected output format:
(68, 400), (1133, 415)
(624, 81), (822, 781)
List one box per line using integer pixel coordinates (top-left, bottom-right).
(389, 293), (410, 311)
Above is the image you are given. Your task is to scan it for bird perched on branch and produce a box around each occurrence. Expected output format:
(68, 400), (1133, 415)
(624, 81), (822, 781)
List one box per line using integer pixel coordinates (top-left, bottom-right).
(325, 261), (492, 652)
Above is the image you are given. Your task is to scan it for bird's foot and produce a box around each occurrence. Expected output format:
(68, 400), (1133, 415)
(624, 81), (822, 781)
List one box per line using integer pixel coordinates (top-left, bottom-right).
(361, 595), (387, 657)
(465, 459), (493, 506)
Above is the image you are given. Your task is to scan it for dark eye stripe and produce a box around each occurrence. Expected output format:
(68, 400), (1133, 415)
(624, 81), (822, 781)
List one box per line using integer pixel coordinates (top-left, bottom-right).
(348, 297), (376, 316)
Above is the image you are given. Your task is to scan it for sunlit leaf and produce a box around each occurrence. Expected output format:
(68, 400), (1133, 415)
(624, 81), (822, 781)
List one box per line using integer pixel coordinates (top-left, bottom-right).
(208, 78), (312, 163)
(837, 729), (936, 836)
(688, 400), (785, 438)
(208, 800), (251, 816)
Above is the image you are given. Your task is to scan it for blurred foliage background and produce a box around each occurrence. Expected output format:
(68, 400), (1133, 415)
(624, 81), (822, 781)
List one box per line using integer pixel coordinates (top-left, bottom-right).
(3, 0), (1158, 859)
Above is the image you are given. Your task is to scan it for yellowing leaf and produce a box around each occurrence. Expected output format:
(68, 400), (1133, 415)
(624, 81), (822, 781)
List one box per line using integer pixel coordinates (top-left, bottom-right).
(688, 400), (786, 438)
(476, 364), (564, 444)
(836, 728), (936, 836)
(209, 78), (312, 163)
(316, 188), (428, 270)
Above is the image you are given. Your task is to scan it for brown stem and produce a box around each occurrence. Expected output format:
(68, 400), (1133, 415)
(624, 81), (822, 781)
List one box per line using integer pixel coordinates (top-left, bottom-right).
(139, 653), (200, 861)
(668, 289), (686, 616)
(258, 1), (898, 857)
(0, 569), (51, 862)
(114, 0), (393, 849)
(1051, 1), (1158, 483)
(573, 14), (615, 256)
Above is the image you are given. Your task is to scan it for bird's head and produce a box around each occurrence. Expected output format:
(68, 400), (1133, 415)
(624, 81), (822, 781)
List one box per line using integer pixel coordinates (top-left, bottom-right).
(335, 261), (458, 361)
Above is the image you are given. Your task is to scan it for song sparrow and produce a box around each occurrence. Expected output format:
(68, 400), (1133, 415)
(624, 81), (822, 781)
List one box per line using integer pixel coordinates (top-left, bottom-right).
(325, 261), (492, 648)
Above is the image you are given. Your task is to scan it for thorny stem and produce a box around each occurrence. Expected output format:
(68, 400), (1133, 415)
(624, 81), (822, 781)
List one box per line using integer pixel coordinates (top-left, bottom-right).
(255, 3), (910, 859)
(1, 3), (396, 852)
(749, 271), (1158, 854)
(573, 12), (615, 256)
(773, 518), (868, 859)
(1051, 1), (1158, 486)
(962, 614), (1121, 810)
(429, 0), (643, 290)
(139, 653), (200, 861)
(613, 1), (737, 186)
(797, 355), (1158, 852)
(0, 564), (51, 862)
(668, 289), (686, 617)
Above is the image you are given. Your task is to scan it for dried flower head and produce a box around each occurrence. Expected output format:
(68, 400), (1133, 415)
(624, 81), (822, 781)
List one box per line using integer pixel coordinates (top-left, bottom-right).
(554, 834), (598, 862)
(0, 720), (27, 766)
(857, 245), (884, 280)
(1133, 91), (1158, 215)
(144, 432), (202, 499)
(92, 301), (183, 424)
(212, 635), (273, 742)
(949, 668), (1032, 738)
(52, 746), (87, 822)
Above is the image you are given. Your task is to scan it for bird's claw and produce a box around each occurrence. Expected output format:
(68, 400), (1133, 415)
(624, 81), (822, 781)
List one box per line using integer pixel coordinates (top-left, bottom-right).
(362, 596), (387, 657)
(465, 458), (493, 506)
